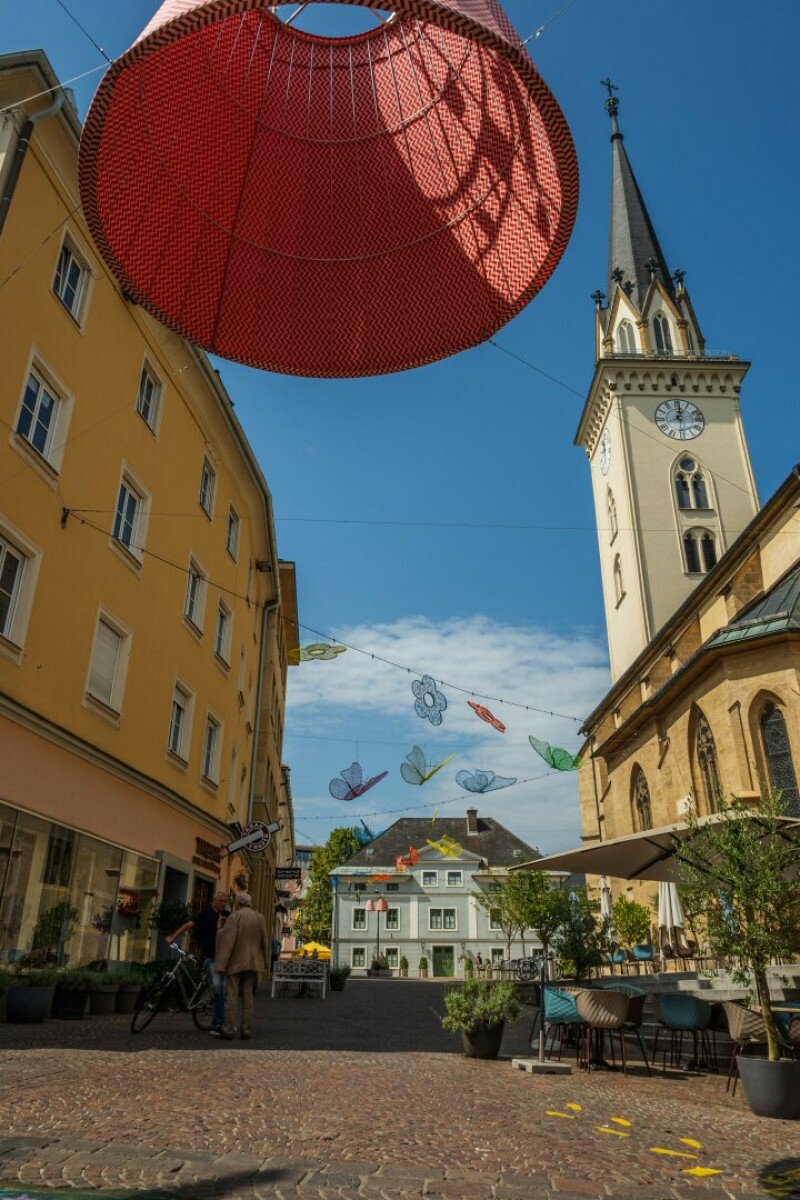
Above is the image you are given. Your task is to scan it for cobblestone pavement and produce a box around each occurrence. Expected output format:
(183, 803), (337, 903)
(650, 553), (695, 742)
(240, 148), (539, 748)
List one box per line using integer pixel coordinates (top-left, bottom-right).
(0, 981), (798, 1199)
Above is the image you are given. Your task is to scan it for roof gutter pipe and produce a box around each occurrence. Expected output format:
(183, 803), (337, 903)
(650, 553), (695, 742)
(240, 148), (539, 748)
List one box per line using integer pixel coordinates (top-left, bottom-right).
(0, 91), (65, 237)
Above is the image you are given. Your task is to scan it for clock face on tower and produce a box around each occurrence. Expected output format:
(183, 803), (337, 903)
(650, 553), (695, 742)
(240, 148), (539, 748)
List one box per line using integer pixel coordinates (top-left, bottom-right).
(599, 427), (612, 474)
(655, 399), (705, 440)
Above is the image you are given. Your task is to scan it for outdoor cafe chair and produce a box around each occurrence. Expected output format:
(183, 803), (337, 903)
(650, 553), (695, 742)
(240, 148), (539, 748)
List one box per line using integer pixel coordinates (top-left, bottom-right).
(606, 948), (627, 975)
(628, 945), (655, 974)
(719, 1000), (767, 1094)
(542, 986), (584, 1063)
(590, 982), (652, 1074)
(652, 993), (715, 1074)
(576, 989), (632, 1074)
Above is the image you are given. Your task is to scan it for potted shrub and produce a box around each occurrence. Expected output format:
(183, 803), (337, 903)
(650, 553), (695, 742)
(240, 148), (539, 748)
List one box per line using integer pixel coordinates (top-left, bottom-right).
(369, 955), (391, 978)
(418, 956), (428, 979)
(329, 964), (351, 992)
(677, 793), (800, 1120)
(399, 956), (409, 979)
(441, 978), (521, 1059)
(115, 966), (146, 1014)
(85, 970), (120, 1016)
(5, 969), (60, 1023)
(52, 968), (91, 1020)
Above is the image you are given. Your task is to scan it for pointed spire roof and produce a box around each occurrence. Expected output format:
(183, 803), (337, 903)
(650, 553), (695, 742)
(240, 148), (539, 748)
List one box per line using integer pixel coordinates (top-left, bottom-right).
(604, 84), (673, 310)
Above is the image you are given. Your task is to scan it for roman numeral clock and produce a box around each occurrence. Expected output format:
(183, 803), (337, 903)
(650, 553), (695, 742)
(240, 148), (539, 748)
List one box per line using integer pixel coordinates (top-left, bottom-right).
(655, 399), (706, 441)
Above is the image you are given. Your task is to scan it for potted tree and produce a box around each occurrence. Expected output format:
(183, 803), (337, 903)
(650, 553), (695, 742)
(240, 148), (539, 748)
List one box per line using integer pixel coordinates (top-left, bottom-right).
(552, 888), (609, 982)
(369, 956), (391, 978)
(677, 793), (800, 1120)
(399, 956), (409, 979)
(611, 897), (652, 962)
(84, 970), (120, 1015)
(441, 978), (521, 1059)
(329, 964), (351, 992)
(5, 969), (60, 1023)
(418, 956), (428, 979)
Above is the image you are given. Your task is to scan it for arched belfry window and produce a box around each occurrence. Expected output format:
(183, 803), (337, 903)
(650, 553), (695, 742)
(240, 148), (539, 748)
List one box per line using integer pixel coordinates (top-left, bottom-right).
(692, 473), (709, 509)
(653, 312), (673, 353)
(613, 554), (624, 604)
(683, 528), (717, 574)
(607, 488), (618, 542)
(674, 457), (714, 513)
(617, 320), (636, 354)
(701, 532), (717, 571)
(632, 766), (653, 830)
(761, 701), (800, 816)
(696, 713), (723, 813)
(675, 473), (691, 509)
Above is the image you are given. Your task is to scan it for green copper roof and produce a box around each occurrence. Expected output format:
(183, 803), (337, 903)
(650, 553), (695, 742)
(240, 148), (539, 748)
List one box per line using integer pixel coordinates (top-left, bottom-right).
(707, 563), (800, 647)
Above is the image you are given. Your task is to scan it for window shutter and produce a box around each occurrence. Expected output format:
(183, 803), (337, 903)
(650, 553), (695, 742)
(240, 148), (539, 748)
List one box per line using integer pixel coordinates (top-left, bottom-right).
(89, 620), (121, 705)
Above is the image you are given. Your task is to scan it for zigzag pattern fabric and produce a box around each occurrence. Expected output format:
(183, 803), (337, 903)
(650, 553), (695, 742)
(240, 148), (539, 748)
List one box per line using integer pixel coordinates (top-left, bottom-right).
(79, 0), (578, 377)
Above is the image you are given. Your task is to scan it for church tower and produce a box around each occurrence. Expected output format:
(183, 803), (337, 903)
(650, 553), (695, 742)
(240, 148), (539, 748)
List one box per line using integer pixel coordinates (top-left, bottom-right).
(575, 85), (759, 682)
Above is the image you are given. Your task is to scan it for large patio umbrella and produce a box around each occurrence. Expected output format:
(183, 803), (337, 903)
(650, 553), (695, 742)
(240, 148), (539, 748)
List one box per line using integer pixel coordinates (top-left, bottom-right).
(657, 881), (685, 951)
(512, 813), (800, 882)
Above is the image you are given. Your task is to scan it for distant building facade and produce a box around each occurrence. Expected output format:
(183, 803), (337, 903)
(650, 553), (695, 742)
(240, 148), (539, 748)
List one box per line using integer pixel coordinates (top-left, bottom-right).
(331, 809), (545, 978)
(0, 51), (297, 967)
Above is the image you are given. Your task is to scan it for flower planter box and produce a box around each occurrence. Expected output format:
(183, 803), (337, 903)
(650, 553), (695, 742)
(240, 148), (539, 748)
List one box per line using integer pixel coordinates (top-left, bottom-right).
(89, 985), (119, 1016)
(115, 983), (143, 1014)
(52, 985), (90, 1020)
(5, 986), (55, 1024)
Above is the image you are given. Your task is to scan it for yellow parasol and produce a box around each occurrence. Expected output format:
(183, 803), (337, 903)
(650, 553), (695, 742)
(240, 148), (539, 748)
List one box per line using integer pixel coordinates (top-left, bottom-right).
(295, 942), (331, 960)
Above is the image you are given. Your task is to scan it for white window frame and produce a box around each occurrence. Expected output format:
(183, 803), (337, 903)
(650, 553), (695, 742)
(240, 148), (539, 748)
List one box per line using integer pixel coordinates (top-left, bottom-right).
(226, 505), (240, 560)
(136, 358), (163, 435)
(490, 947), (504, 966)
(384, 947), (399, 970)
(421, 870), (438, 888)
(201, 712), (222, 784)
(110, 464), (150, 567)
(199, 458), (216, 517)
(0, 517), (41, 662)
(489, 911), (503, 931)
(351, 907), (368, 931)
(52, 231), (93, 327)
(385, 907), (399, 931)
(84, 608), (131, 718)
(446, 870), (463, 888)
(616, 319), (636, 354)
(428, 907), (457, 932)
(184, 556), (207, 632)
(12, 352), (75, 481)
(214, 599), (232, 665)
(351, 947), (366, 969)
(167, 679), (194, 764)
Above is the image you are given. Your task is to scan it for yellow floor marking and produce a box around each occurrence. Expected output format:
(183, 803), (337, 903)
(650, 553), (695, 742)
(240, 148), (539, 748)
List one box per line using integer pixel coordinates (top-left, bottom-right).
(565, 1103), (582, 1111)
(649, 1148), (697, 1159)
(596, 1126), (630, 1137)
(610, 1117), (631, 1126)
(678, 1138), (702, 1148)
(682, 1167), (723, 1177)
(545, 1111), (576, 1119)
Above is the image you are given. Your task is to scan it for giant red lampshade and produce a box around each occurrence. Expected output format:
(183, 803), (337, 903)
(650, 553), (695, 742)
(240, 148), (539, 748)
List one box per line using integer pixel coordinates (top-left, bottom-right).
(79, 0), (578, 377)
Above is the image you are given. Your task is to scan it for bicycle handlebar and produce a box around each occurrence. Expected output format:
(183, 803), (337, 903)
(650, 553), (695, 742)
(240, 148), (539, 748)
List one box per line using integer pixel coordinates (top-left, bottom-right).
(169, 943), (196, 962)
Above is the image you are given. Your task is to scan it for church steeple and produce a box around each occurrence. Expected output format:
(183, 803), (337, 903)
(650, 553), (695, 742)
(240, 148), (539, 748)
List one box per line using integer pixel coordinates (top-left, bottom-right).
(603, 81), (672, 311)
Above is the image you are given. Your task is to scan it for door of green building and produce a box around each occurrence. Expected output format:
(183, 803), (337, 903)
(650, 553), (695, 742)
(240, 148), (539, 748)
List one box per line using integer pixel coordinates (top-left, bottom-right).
(432, 945), (454, 977)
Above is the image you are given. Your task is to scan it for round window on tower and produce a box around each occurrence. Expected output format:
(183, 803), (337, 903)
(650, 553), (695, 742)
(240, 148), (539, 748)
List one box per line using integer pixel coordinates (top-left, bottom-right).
(679, 457), (696, 472)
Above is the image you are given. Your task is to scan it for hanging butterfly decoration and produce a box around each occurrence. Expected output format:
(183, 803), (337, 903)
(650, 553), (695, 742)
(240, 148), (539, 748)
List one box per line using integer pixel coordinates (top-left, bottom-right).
(456, 768), (517, 794)
(368, 874), (393, 883)
(427, 834), (463, 858)
(328, 762), (388, 801)
(289, 642), (347, 663)
(412, 675), (447, 726)
(400, 746), (455, 786)
(395, 846), (420, 873)
(467, 700), (506, 733)
(430, 808), (438, 828)
(529, 735), (582, 771)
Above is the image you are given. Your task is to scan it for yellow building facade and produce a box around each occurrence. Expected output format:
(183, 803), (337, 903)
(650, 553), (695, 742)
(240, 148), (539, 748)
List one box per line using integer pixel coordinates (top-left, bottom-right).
(0, 50), (297, 967)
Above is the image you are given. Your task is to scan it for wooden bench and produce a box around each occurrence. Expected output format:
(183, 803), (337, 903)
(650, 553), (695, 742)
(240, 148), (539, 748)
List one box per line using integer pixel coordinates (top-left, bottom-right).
(271, 958), (328, 1000)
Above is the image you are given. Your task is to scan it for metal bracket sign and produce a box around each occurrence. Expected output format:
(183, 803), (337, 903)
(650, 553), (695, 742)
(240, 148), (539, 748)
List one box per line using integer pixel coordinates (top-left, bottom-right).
(275, 867), (302, 881)
(226, 820), (281, 856)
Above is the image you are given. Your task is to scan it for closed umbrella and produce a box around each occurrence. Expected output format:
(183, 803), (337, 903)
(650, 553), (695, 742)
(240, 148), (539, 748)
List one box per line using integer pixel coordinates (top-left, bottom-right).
(598, 875), (613, 922)
(657, 881), (685, 953)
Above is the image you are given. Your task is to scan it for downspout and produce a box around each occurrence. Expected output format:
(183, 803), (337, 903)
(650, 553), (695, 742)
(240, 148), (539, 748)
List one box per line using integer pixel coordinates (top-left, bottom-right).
(0, 92), (65, 237)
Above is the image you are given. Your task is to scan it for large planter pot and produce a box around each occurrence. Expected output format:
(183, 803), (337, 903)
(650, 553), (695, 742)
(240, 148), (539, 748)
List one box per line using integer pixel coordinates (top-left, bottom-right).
(329, 978), (347, 992)
(5, 985), (55, 1023)
(738, 1055), (800, 1120)
(52, 985), (90, 1020)
(461, 1021), (505, 1060)
(419, 969), (428, 979)
(115, 983), (143, 1014)
(89, 985), (119, 1016)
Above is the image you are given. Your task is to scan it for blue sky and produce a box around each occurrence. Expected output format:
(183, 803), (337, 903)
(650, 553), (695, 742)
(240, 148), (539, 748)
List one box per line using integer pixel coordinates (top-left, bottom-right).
(4, 1), (799, 851)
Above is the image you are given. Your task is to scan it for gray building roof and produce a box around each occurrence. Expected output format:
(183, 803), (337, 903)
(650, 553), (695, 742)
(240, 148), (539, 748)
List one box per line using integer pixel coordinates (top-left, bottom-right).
(707, 561), (800, 649)
(607, 104), (673, 310)
(340, 812), (540, 869)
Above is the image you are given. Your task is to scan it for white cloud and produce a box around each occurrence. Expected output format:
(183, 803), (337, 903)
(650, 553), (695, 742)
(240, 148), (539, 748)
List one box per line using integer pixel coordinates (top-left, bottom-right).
(285, 615), (610, 854)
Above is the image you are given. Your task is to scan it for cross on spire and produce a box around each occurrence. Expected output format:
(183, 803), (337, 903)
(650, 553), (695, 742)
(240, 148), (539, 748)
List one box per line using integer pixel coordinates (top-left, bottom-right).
(601, 77), (619, 120)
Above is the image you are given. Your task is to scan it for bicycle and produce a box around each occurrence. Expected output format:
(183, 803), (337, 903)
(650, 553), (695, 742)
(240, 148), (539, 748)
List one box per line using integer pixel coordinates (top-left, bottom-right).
(130, 944), (214, 1034)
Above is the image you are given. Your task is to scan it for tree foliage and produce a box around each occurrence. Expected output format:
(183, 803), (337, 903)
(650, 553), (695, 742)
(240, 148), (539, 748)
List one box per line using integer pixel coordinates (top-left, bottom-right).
(552, 888), (610, 982)
(293, 826), (372, 946)
(474, 885), (521, 960)
(676, 792), (800, 1061)
(505, 871), (568, 960)
(611, 897), (651, 949)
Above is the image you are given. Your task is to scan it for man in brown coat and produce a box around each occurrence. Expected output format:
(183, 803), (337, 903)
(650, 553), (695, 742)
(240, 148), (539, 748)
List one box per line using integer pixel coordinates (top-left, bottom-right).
(215, 892), (269, 1040)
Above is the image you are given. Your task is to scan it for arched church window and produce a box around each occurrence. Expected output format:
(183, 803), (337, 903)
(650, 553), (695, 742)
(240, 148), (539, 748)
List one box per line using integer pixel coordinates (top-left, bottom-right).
(761, 701), (800, 817)
(683, 532), (701, 573)
(613, 554), (624, 604)
(696, 714), (723, 813)
(701, 532), (717, 571)
(693, 473), (709, 509)
(617, 320), (636, 354)
(653, 312), (673, 353)
(607, 488), (618, 542)
(675, 473), (691, 509)
(632, 766), (653, 830)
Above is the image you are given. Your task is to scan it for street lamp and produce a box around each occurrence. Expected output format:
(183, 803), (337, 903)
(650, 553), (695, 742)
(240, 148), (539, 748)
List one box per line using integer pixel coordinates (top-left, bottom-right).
(374, 896), (388, 961)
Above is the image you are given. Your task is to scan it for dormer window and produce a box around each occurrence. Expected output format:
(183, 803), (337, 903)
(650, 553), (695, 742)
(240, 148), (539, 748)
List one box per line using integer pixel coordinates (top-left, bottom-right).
(652, 312), (673, 353)
(616, 319), (636, 354)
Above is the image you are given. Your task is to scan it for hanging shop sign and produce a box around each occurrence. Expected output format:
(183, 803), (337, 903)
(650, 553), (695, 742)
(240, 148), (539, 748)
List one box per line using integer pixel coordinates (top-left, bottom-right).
(193, 837), (222, 876)
(275, 867), (302, 881)
(227, 820), (282, 856)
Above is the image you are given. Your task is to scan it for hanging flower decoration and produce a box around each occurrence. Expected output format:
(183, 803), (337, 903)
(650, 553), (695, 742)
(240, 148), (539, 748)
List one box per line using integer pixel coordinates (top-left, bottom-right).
(456, 768), (517, 794)
(529, 735), (582, 771)
(328, 762), (388, 802)
(400, 746), (456, 786)
(427, 834), (463, 858)
(289, 642), (347, 663)
(467, 700), (506, 732)
(395, 846), (420, 873)
(412, 675), (447, 725)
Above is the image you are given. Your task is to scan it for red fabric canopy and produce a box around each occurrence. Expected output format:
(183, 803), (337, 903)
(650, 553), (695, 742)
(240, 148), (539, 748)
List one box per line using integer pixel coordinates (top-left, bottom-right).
(79, 1), (578, 377)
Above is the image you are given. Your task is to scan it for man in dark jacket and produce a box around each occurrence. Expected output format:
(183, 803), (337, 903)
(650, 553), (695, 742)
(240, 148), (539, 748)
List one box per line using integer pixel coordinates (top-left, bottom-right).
(166, 893), (229, 1036)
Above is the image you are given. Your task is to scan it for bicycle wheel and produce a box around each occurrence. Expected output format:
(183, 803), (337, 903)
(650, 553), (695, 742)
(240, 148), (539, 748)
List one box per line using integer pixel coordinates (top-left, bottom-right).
(191, 983), (214, 1032)
(518, 959), (536, 981)
(130, 977), (168, 1034)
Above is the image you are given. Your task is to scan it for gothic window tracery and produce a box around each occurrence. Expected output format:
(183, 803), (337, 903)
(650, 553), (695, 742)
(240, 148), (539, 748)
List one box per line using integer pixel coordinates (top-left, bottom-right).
(632, 766), (653, 830)
(617, 320), (636, 353)
(761, 701), (800, 816)
(653, 312), (673, 353)
(683, 528), (717, 574)
(675, 473), (691, 509)
(673, 457), (714, 514)
(607, 488), (618, 542)
(692, 473), (709, 508)
(695, 714), (723, 813)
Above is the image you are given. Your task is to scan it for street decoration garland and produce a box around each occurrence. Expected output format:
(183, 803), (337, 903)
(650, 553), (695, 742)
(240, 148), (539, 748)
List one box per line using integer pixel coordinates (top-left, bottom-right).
(427, 834), (463, 858)
(412, 675), (448, 726)
(529, 735), (582, 771)
(400, 746), (456, 786)
(467, 700), (506, 733)
(456, 769), (517, 794)
(289, 643), (347, 663)
(328, 762), (389, 802)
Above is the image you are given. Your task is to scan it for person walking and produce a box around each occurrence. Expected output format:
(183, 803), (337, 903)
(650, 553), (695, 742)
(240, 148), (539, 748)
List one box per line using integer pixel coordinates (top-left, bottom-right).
(166, 892), (229, 1036)
(216, 893), (269, 1040)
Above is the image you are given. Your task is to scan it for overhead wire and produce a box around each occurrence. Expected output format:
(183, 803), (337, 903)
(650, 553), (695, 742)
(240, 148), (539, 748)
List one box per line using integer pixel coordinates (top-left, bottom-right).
(51, 0), (112, 64)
